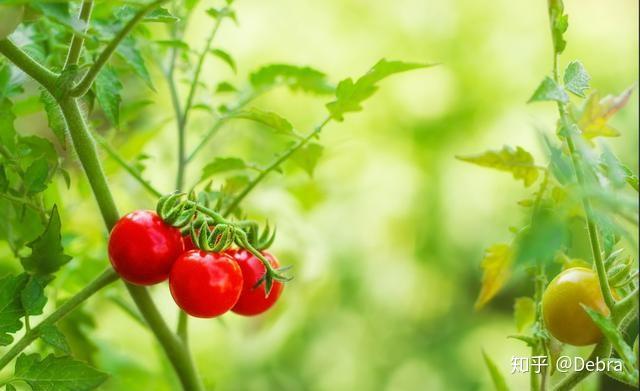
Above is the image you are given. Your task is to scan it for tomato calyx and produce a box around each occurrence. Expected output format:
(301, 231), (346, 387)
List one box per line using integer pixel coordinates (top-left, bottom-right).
(155, 191), (292, 294)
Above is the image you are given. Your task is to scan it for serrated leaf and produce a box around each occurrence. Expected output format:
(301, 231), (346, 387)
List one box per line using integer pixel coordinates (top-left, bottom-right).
(231, 108), (294, 134)
(39, 324), (71, 354)
(563, 61), (590, 97)
(475, 244), (512, 310)
(154, 39), (190, 51)
(117, 36), (154, 90)
(576, 88), (633, 140)
(481, 350), (510, 391)
(249, 64), (334, 95)
(21, 205), (72, 275)
(514, 297), (535, 332)
(200, 157), (247, 181)
(24, 158), (50, 194)
(210, 49), (236, 73)
(326, 59), (432, 121)
(292, 143), (324, 176)
(39, 89), (67, 149)
(529, 76), (568, 104)
(14, 353), (108, 391)
(0, 274), (28, 346)
(0, 98), (17, 153)
(30, 3), (85, 33)
(21, 275), (51, 316)
(583, 306), (637, 370)
(144, 7), (178, 23)
(457, 146), (540, 187)
(94, 67), (122, 127)
(548, 0), (568, 55)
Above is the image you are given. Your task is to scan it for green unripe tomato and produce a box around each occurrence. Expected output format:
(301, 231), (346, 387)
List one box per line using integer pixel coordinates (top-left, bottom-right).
(0, 5), (24, 39)
(542, 267), (609, 346)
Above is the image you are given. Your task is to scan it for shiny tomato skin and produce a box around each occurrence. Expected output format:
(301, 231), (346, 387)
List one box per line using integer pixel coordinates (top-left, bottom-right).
(230, 249), (284, 316)
(542, 267), (609, 346)
(169, 250), (243, 318)
(108, 210), (184, 285)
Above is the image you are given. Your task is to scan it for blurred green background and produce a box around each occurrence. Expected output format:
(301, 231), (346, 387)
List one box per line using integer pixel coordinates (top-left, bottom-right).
(1, 0), (638, 390)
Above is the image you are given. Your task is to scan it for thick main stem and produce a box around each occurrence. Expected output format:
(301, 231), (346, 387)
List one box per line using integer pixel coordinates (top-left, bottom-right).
(58, 98), (204, 391)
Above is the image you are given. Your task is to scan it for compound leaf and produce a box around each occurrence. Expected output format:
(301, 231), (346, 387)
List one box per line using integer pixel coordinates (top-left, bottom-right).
(563, 61), (590, 98)
(21, 205), (72, 275)
(456, 146), (540, 187)
(529, 76), (568, 104)
(14, 353), (108, 391)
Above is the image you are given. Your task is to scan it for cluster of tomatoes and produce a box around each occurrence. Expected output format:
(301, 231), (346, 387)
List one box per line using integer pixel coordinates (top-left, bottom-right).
(108, 210), (283, 318)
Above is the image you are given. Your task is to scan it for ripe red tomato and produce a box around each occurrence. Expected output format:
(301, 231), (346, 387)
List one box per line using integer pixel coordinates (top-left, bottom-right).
(182, 234), (197, 251)
(229, 249), (284, 316)
(169, 250), (243, 318)
(108, 210), (184, 285)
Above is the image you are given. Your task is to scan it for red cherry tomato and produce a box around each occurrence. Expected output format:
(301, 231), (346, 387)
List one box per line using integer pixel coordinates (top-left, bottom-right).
(182, 234), (197, 251)
(108, 210), (184, 285)
(230, 249), (284, 316)
(169, 250), (243, 318)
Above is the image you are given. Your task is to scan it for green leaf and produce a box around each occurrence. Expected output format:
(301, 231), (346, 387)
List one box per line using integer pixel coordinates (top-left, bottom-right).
(154, 39), (190, 51)
(513, 297), (535, 332)
(216, 81), (237, 93)
(0, 98), (17, 153)
(144, 7), (179, 23)
(117, 37), (154, 90)
(6, 383), (16, 391)
(94, 67), (122, 127)
(0, 274), (28, 346)
(563, 61), (590, 98)
(456, 146), (540, 187)
(515, 209), (568, 264)
(475, 244), (512, 310)
(21, 275), (51, 316)
(14, 353), (108, 391)
(548, 0), (568, 55)
(39, 89), (67, 149)
(200, 157), (247, 181)
(291, 143), (324, 176)
(583, 306), (637, 371)
(21, 205), (72, 275)
(529, 76), (568, 103)
(326, 59), (432, 121)
(231, 108), (294, 135)
(206, 7), (237, 22)
(249, 64), (334, 95)
(30, 3), (85, 33)
(210, 49), (236, 73)
(23, 158), (50, 194)
(39, 324), (71, 354)
(481, 350), (510, 391)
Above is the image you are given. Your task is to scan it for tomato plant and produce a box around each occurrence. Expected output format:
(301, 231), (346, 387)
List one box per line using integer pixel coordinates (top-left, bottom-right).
(0, 0), (428, 389)
(461, 0), (639, 389)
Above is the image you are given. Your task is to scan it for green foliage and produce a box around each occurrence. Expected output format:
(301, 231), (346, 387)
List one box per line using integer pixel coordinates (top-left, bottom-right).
(482, 350), (510, 391)
(12, 353), (108, 391)
(457, 146), (540, 187)
(528, 76), (568, 103)
(326, 59), (432, 121)
(21, 205), (72, 275)
(0, 274), (28, 346)
(548, 0), (568, 55)
(513, 297), (535, 332)
(563, 61), (590, 98)
(94, 67), (123, 127)
(231, 108), (294, 135)
(249, 64), (334, 95)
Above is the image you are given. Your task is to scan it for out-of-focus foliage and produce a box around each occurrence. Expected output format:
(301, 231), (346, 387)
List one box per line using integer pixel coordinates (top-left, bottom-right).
(0, 0), (637, 390)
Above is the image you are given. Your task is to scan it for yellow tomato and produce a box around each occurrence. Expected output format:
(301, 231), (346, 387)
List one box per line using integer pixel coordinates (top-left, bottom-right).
(542, 267), (609, 346)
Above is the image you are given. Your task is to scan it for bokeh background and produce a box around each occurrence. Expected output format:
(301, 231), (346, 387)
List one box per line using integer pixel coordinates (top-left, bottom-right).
(1, 0), (638, 390)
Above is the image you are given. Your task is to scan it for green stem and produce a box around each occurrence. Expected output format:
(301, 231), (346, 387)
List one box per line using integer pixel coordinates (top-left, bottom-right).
(70, 0), (170, 97)
(177, 311), (188, 342)
(0, 268), (118, 371)
(185, 91), (259, 164)
(223, 116), (331, 216)
(125, 284), (204, 391)
(0, 39), (58, 91)
(175, 18), (223, 190)
(92, 131), (162, 198)
(63, 0), (94, 69)
(553, 340), (612, 391)
(58, 97), (203, 390)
